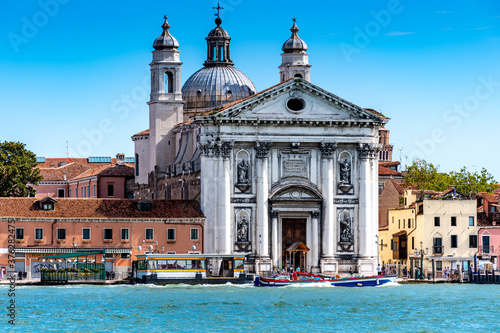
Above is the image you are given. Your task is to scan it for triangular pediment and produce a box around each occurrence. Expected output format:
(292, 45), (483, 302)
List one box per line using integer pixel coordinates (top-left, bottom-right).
(196, 79), (388, 125)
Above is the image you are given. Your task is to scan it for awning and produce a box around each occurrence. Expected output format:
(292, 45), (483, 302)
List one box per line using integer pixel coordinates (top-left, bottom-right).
(38, 251), (104, 260)
(392, 231), (407, 237)
(15, 247), (132, 254)
(286, 242), (310, 252)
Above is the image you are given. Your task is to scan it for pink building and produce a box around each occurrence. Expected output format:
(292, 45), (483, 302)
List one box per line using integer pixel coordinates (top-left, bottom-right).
(34, 154), (135, 199)
(0, 197), (204, 279)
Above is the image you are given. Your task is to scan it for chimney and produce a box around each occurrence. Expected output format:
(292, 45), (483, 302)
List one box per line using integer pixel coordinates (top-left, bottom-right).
(116, 153), (125, 166)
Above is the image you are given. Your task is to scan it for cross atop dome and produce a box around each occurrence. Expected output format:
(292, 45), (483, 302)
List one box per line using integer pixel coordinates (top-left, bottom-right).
(213, 3), (224, 18)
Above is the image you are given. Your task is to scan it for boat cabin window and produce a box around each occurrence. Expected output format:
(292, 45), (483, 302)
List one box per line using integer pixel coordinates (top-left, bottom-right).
(137, 260), (147, 270)
(141, 258), (206, 270)
(235, 259), (244, 270)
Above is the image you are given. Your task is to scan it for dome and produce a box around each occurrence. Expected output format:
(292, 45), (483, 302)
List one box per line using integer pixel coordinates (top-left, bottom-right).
(182, 66), (256, 110)
(153, 16), (179, 50)
(282, 21), (308, 53)
(208, 26), (230, 38)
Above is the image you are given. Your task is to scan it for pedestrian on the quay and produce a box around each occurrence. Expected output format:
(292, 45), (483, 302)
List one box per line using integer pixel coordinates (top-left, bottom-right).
(377, 264), (381, 276)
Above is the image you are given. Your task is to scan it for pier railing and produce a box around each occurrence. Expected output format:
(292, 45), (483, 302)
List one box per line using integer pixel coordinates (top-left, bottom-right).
(41, 269), (105, 283)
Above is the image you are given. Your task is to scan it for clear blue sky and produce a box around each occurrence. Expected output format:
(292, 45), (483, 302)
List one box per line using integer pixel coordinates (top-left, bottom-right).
(1, 1), (499, 179)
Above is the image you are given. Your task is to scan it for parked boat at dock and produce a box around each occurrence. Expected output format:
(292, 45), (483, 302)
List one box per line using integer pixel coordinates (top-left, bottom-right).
(134, 253), (253, 285)
(254, 271), (396, 287)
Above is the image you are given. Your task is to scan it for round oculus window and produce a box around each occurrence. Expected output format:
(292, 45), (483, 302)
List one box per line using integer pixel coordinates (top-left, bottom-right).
(286, 98), (306, 112)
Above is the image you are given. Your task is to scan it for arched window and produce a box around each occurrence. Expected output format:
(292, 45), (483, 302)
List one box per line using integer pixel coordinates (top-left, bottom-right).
(164, 71), (174, 93)
(294, 73), (303, 79)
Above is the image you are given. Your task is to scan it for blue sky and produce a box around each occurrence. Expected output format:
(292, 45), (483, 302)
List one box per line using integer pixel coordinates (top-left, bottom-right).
(1, 1), (499, 179)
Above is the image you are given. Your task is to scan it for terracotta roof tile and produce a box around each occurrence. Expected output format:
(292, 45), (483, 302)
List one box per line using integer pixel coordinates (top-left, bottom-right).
(133, 129), (149, 137)
(379, 165), (402, 176)
(0, 198), (204, 219)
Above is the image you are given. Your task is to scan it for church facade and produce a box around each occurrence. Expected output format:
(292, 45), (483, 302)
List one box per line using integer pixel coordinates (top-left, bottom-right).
(133, 13), (388, 275)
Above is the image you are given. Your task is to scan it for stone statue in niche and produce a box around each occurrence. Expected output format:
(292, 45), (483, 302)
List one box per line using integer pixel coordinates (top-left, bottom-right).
(338, 157), (353, 193)
(235, 158), (251, 193)
(237, 159), (250, 184)
(340, 215), (353, 243)
(237, 216), (249, 242)
(339, 158), (351, 184)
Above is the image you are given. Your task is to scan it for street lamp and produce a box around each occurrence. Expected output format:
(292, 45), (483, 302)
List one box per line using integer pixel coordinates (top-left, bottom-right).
(414, 241), (429, 280)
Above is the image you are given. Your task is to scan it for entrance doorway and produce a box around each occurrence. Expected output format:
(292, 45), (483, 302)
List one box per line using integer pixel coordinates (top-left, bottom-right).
(282, 218), (307, 270)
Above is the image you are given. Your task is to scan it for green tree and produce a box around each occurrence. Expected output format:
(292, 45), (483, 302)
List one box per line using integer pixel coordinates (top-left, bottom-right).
(404, 159), (448, 191)
(404, 159), (498, 194)
(0, 141), (42, 197)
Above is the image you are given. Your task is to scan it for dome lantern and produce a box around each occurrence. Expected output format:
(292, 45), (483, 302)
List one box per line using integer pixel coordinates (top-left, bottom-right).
(153, 15), (179, 50)
(282, 18), (308, 53)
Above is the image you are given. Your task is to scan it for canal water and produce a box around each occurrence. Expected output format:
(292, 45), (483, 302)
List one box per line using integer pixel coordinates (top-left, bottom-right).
(2, 282), (499, 332)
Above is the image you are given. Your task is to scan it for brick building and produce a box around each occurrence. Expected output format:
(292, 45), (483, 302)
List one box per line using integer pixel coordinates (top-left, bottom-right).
(0, 197), (204, 279)
(34, 154), (135, 199)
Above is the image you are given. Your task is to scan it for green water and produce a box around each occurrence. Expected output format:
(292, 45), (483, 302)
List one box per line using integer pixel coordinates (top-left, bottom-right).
(1, 283), (499, 332)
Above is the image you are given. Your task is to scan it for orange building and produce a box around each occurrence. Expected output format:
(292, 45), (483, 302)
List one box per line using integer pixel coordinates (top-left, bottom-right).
(0, 197), (204, 280)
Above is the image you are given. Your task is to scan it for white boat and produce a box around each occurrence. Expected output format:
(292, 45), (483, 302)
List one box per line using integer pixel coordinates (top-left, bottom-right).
(134, 253), (253, 284)
(255, 271), (396, 287)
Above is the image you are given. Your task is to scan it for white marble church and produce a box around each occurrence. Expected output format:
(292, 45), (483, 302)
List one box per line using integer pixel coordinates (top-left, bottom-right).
(133, 11), (388, 275)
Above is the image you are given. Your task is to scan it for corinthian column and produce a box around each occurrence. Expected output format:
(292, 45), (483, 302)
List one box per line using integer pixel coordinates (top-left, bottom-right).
(357, 143), (376, 258)
(271, 210), (279, 268)
(255, 141), (272, 258)
(319, 142), (336, 258)
(219, 141), (233, 254)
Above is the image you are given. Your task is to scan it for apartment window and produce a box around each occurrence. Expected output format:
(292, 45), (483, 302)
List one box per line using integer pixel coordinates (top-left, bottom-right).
(146, 228), (154, 240)
(392, 216), (394, 224)
(93, 184), (96, 197)
(433, 237), (443, 254)
(87, 185), (90, 198)
(398, 220), (400, 229)
(103, 228), (113, 240)
(135, 153), (139, 176)
(35, 228), (43, 240)
(436, 261), (442, 271)
(81, 187), (84, 198)
(190, 228), (199, 241)
(57, 189), (65, 198)
(15, 228), (24, 240)
(469, 235), (477, 248)
(120, 253), (130, 259)
(411, 237), (414, 250)
(451, 235), (458, 248)
(75, 187), (78, 198)
(408, 219), (411, 228)
(167, 228), (176, 241)
(82, 228), (91, 241)
(69, 189), (71, 197)
(394, 242), (399, 251)
(108, 184), (114, 197)
(378, 183), (384, 194)
(390, 239), (393, 250)
(57, 228), (66, 240)
(121, 228), (129, 241)
(469, 216), (474, 226)
(434, 217), (440, 227)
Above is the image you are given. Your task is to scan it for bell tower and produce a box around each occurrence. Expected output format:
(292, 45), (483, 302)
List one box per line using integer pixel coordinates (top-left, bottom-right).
(148, 16), (184, 174)
(279, 18), (311, 82)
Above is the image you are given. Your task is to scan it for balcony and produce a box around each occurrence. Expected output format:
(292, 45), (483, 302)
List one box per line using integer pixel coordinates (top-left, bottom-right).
(433, 246), (444, 255)
(478, 246), (495, 256)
